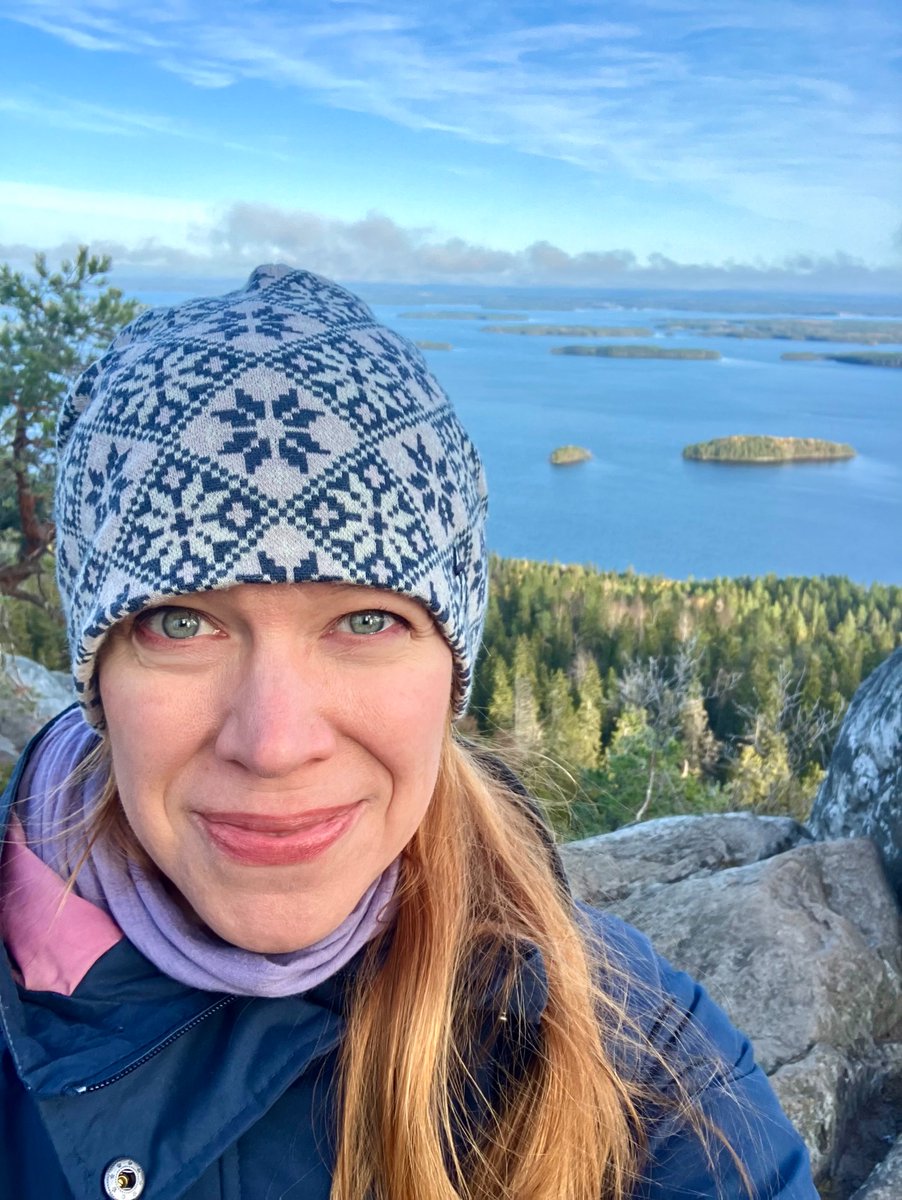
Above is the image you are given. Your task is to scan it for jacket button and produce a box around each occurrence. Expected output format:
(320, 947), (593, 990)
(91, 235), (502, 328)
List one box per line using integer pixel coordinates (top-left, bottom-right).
(103, 1158), (146, 1199)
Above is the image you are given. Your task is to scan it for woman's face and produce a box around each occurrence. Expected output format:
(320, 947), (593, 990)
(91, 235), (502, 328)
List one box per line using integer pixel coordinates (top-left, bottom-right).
(99, 582), (453, 953)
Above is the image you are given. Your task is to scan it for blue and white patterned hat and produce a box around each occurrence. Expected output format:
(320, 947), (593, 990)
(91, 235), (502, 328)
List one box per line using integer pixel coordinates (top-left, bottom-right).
(55, 265), (488, 725)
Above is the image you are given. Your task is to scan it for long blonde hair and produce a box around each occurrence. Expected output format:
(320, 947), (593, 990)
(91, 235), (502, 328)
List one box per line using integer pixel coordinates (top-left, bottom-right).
(332, 732), (644, 1200)
(77, 728), (742, 1200)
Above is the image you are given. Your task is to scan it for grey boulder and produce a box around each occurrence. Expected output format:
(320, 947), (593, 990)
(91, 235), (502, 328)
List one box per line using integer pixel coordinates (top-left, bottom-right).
(559, 811), (811, 904)
(563, 819), (901, 1197)
(809, 645), (902, 900)
(0, 653), (74, 755)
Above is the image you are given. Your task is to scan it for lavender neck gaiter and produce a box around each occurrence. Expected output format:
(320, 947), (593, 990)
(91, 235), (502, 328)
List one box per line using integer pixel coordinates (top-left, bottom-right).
(17, 708), (399, 997)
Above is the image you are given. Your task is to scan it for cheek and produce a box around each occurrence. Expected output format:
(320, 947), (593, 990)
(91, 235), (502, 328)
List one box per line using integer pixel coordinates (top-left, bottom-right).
(100, 674), (147, 788)
(399, 672), (452, 781)
(399, 650), (453, 726)
(363, 657), (451, 784)
(100, 667), (208, 832)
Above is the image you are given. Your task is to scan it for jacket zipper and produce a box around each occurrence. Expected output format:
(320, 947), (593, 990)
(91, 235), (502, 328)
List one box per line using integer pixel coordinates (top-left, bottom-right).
(71, 995), (238, 1094)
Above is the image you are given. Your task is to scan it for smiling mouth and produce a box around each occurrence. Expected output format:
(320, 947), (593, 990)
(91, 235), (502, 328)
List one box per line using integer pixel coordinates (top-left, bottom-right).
(196, 804), (362, 866)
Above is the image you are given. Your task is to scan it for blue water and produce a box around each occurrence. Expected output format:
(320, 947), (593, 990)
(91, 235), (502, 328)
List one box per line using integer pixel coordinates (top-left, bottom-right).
(373, 305), (902, 584)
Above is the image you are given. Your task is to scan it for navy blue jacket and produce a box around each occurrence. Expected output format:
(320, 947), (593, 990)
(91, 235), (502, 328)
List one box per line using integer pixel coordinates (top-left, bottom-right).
(0, 721), (817, 1200)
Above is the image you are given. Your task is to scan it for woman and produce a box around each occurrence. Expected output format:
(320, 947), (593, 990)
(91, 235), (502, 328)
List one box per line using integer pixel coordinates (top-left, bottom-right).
(0, 266), (816, 1200)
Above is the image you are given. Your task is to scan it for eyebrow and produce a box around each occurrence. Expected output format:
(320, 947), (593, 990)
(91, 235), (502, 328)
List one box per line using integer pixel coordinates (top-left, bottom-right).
(322, 583), (423, 607)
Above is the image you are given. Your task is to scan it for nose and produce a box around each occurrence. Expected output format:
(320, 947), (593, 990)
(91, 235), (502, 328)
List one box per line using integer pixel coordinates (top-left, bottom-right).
(214, 647), (338, 778)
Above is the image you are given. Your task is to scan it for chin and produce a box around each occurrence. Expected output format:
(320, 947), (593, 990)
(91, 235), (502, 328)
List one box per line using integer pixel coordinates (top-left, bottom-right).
(205, 922), (321, 954)
(202, 909), (340, 954)
(239, 933), (322, 954)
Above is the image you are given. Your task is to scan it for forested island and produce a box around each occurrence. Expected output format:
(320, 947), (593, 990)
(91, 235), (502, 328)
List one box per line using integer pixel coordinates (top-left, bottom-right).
(683, 436), (856, 463)
(482, 324), (653, 337)
(781, 351), (902, 369)
(661, 318), (902, 344)
(415, 340), (452, 351)
(552, 344), (720, 360)
(398, 310), (525, 321)
(549, 445), (592, 465)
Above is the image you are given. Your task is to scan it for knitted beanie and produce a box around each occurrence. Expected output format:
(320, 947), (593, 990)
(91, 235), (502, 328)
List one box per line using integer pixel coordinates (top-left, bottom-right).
(54, 265), (488, 725)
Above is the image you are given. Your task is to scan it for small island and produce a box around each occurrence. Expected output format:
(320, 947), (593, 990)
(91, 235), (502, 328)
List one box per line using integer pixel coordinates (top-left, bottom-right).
(482, 324), (653, 337)
(781, 351), (902, 369)
(682, 436), (856, 464)
(550, 445), (592, 466)
(415, 340), (452, 351)
(552, 344), (720, 361)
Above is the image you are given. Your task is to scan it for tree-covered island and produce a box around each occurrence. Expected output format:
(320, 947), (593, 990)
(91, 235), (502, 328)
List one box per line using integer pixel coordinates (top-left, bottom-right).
(414, 340), (453, 351)
(397, 310), (525, 321)
(781, 351), (902, 369)
(662, 318), (902, 344)
(549, 445), (592, 465)
(683, 436), (856, 463)
(482, 324), (653, 337)
(552, 344), (720, 360)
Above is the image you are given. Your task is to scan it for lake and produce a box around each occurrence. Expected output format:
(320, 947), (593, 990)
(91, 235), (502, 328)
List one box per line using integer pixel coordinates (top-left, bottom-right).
(372, 302), (902, 585)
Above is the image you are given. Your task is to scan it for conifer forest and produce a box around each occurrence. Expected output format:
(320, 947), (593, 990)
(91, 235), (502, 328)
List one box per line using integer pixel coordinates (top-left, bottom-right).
(467, 558), (901, 837)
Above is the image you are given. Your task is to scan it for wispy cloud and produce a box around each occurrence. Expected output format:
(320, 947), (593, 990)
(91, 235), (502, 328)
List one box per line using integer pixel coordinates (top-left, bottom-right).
(0, 87), (291, 157)
(0, 91), (195, 138)
(4, 198), (899, 291)
(152, 57), (235, 89)
(15, 12), (125, 50)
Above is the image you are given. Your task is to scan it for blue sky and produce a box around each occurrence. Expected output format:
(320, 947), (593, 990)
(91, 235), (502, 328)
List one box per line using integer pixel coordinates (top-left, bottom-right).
(1, 0), (900, 289)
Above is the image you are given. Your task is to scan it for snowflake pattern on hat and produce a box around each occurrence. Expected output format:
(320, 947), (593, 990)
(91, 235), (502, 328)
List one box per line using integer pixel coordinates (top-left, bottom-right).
(55, 265), (488, 724)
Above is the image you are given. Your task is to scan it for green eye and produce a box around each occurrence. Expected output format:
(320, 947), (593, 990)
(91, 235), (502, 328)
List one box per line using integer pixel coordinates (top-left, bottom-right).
(143, 608), (211, 639)
(162, 611), (201, 639)
(344, 611), (396, 635)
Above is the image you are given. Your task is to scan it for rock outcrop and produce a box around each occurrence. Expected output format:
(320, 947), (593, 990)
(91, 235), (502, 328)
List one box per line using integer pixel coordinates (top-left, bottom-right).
(561, 821), (902, 1197)
(0, 653), (74, 765)
(808, 646), (902, 901)
(560, 811), (811, 904)
(851, 1133), (902, 1199)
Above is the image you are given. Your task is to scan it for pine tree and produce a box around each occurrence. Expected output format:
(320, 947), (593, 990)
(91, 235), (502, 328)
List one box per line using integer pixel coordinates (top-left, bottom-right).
(486, 657), (514, 732)
(0, 248), (141, 610)
(571, 653), (603, 771)
(511, 636), (542, 751)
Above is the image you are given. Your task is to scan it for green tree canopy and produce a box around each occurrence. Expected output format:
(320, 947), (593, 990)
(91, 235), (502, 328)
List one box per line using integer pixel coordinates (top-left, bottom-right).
(0, 247), (141, 610)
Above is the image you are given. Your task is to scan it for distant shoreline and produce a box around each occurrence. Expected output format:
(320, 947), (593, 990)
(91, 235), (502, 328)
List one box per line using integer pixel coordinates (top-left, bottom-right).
(483, 324), (653, 337)
(662, 318), (902, 345)
(552, 344), (720, 360)
(398, 310), (526, 321)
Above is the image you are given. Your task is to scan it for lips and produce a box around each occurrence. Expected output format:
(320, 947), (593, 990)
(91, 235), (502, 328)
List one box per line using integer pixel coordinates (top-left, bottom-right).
(196, 804), (362, 866)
